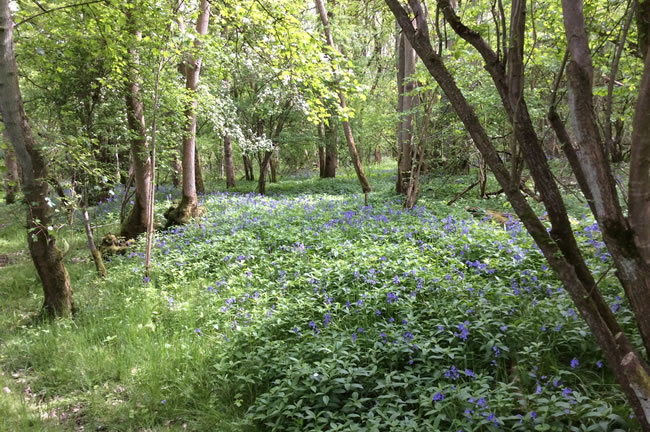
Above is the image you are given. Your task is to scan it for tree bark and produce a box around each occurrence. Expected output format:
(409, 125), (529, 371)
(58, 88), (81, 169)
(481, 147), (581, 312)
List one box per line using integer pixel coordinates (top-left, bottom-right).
(2, 129), (18, 204)
(258, 150), (273, 195)
(120, 5), (152, 241)
(81, 201), (106, 278)
(630, 5), (650, 266)
(243, 154), (254, 181)
(224, 134), (235, 188)
(387, 0), (650, 427)
(318, 124), (326, 178)
(167, 0), (209, 226)
(397, 26), (417, 194)
(323, 119), (337, 177)
(270, 149), (278, 183)
(562, 0), (650, 358)
(0, 0), (73, 317)
(195, 142), (205, 194)
(315, 0), (371, 194)
(605, 0), (635, 162)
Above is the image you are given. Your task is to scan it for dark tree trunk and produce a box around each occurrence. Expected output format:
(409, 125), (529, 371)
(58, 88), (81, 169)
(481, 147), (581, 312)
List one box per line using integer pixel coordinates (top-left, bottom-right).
(224, 134), (235, 188)
(3, 129), (18, 204)
(374, 147), (382, 164)
(243, 154), (254, 181)
(195, 143), (205, 194)
(257, 150), (273, 195)
(0, 0), (73, 317)
(323, 120), (337, 178)
(120, 5), (152, 241)
(318, 136), (326, 178)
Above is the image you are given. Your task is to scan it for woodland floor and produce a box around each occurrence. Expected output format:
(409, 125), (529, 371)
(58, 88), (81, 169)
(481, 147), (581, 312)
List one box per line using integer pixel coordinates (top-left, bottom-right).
(0, 162), (637, 431)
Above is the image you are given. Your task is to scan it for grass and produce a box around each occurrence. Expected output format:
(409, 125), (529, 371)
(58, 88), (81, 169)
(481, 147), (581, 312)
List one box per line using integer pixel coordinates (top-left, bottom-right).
(0, 162), (636, 431)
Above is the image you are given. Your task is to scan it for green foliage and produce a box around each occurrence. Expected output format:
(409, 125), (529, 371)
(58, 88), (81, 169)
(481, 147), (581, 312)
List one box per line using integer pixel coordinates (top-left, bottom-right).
(0, 168), (636, 430)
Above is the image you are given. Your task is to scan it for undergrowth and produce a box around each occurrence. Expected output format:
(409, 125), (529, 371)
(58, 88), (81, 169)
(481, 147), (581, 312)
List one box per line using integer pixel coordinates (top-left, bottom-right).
(0, 163), (635, 431)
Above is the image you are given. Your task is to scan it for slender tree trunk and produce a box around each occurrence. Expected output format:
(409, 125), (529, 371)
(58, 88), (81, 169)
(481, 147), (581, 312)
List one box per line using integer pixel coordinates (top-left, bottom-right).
(323, 120), (338, 177)
(270, 149), (278, 183)
(167, 0), (209, 226)
(397, 28), (417, 194)
(3, 130), (18, 204)
(318, 123), (326, 178)
(172, 152), (181, 188)
(195, 143), (205, 194)
(315, 0), (371, 194)
(224, 134), (235, 188)
(318, 145), (326, 177)
(0, 0), (73, 317)
(120, 5), (152, 240)
(81, 201), (106, 278)
(604, 0), (635, 162)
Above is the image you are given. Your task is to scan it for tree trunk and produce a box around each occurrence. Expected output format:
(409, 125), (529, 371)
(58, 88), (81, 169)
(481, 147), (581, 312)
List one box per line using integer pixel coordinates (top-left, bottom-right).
(387, 0), (650, 427)
(323, 120), (337, 178)
(374, 147), (382, 164)
(270, 149), (278, 183)
(195, 142), (205, 194)
(224, 134), (235, 188)
(257, 150), (273, 195)
(81, 203), (106, 278)
(166, 0), (209, 226)
(243, 154), (254, 181)
(2, 129), (18, 204)
(120, 5), (152, 241)
(604, 0), (635, 163)
(318, 135), (326, 178)
(315, 0), (371, 194)
(629, 2), (650, 266)
(0, 0), (73, 317)
(172, 152), (181, 188)
(396, 28), (417, 194)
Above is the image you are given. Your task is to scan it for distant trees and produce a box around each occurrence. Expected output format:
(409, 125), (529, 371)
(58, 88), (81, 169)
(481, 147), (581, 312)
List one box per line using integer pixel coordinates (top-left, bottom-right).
(386, 0), (650, 428)
(314, 0), (371, 197)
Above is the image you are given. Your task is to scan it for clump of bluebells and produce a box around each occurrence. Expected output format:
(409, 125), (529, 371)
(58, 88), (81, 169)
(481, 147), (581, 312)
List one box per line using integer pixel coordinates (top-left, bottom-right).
(100, 172), (635, 431)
